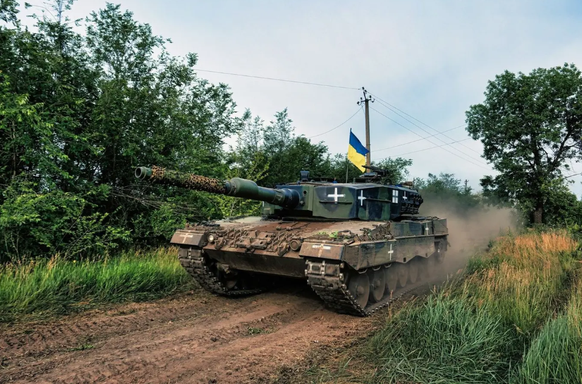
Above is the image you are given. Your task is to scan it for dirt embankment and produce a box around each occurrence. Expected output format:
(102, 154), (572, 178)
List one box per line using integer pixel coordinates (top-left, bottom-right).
(0, 286), (375, 384)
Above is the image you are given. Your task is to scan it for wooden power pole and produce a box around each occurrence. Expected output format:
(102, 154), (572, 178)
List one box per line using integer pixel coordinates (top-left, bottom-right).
(357, 87), (374, 167)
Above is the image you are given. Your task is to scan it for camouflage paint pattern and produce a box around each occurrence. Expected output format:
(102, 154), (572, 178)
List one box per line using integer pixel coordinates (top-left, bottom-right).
(139, 166), (447, 279)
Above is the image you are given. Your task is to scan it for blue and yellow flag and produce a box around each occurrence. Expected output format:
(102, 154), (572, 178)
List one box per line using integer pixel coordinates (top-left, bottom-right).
(347, 130), (369, 172)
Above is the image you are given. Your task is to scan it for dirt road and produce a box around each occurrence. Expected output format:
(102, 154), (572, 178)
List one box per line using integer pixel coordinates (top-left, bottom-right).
(0, 284), (379, 384)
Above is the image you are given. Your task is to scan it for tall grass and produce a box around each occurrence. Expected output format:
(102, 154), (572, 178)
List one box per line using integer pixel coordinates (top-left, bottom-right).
(368, 293), (520, 384)
(0, 248), (194, 322)
(511, 276), (582, 383)
(463, 231), (577, 335)
(360, 229), (580, 383)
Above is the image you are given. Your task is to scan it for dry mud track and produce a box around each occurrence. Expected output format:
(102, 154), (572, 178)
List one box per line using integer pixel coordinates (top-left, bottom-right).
(0, 284), (404, 384)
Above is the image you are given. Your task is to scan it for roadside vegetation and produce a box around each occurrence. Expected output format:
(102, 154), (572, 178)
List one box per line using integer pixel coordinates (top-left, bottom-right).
(299, 229), (582, 384)
(0, 248), (194, 323)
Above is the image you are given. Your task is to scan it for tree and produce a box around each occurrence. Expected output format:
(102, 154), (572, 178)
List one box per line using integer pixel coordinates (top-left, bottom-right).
(0, 2), (242, 259)
(415, 173), (480, 215)
(373, 157), (412, 184)
(466, 64), (582, 224)
(327, 155), (412, 184)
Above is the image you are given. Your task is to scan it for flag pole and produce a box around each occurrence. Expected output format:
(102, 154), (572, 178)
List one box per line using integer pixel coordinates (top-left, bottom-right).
(345, 155), (349, 183)
(346, 129), (351, 182)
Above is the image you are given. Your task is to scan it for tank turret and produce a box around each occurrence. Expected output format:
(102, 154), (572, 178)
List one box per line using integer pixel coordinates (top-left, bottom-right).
(136, 165), (423, 221)
(135, 166), (300, 208)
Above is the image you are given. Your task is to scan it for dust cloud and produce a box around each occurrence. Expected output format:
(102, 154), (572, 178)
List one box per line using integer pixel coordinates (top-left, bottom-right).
(421, 202), (518, 273)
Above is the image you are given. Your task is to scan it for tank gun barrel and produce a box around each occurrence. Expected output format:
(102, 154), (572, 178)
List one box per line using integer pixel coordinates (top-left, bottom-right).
(135, 166), (300, 208)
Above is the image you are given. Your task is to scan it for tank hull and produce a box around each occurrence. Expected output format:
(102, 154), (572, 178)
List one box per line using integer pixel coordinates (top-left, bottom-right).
(172, 216), (448, 315)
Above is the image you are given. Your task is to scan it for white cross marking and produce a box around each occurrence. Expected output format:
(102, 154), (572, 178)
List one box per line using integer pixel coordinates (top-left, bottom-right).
(327, 187), (345, 202)
(179, 233), (194, 244)
(388, 243), (394, 260)
(358, 190), (367, 206)
(425, 224), (430, 234)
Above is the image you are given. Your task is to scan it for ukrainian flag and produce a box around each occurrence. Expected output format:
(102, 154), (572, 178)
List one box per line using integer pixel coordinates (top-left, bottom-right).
(348, 130), (369, 172)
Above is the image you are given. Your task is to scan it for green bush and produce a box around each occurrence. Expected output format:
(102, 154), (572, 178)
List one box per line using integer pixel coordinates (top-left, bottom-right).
(0, 182), (129, 262)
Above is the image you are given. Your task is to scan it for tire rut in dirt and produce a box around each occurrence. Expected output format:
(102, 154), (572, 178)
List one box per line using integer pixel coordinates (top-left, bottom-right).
(0, 289), (333, 384)
(0, 293), (210, 362)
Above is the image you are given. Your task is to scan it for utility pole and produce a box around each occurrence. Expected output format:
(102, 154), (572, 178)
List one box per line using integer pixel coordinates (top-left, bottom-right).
(357, 87), (374, 167)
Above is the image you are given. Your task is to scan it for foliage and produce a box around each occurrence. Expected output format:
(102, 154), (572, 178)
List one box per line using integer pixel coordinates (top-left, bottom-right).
(466, 63), (582, 224)
(0, 247), (194, 322)
(0, 1), (240, 260)
(218, 109), (337, 217)
(131, 202), (188, 243)
(415, 172), (482, 215)
(373, 157), (413, 184)
(0, 181), (129, 262)
(259, 109), (333, 186)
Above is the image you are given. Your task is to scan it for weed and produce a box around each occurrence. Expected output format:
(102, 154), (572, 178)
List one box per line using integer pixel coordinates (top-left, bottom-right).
(247, 327), (270, 335)
(68, 343), (94, 352)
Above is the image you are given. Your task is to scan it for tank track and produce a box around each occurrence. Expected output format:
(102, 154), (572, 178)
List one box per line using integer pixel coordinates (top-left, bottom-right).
(178, 246), (262, 296)
(306, 259), (433, 316)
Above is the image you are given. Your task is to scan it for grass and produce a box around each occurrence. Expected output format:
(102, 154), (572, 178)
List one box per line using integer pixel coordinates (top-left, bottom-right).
(367, 293), (520, 384)
(510, 276), (582, 383)
(0, 247), (195, 323)
(463, 230), (578, 335)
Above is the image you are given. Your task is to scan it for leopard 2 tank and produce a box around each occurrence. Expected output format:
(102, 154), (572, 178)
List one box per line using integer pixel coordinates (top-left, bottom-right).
(135, 165), (448, 316)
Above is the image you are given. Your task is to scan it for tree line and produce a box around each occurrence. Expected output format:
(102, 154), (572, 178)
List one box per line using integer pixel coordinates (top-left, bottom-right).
(1, 0), (581, 262)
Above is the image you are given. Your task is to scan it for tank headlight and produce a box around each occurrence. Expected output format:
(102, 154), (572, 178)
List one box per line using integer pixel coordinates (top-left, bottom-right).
(207, 234), (215, 243)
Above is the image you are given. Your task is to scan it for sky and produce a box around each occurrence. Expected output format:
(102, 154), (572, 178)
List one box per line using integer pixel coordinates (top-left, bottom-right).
(22, 0), (582, 194)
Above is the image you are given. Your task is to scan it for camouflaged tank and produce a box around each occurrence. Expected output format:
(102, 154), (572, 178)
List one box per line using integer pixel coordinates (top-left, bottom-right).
(135, 165), (448, 316)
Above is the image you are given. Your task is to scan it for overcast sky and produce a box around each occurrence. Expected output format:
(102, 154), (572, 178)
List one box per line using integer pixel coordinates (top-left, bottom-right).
(24, 0), (582, 193)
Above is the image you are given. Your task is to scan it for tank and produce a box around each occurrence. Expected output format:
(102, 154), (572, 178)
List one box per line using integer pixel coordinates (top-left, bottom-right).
(135, 165), (448, 316)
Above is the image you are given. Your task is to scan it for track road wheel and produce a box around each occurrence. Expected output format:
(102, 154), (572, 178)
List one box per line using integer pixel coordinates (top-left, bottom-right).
(385, 266), (398, 294)
(408, 259), (419, 284)
(348, 271), (370, 309)
(221, 274), (239, 290)
(369, 269), (386, 303)
(397, 263), (408, 288)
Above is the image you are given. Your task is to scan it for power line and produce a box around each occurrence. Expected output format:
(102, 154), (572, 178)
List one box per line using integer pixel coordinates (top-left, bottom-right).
(371, 97), (486, 165)
(564, 172), (582, 179)
(195, 69), (360, 91)
(370, 93), (482, 156)
(371, 106), (490, 170)
(374, 125), (465, 153)
(307, 107), (363, 139)
(392, 138), (472, 157)
(192, 70), (488, 167)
